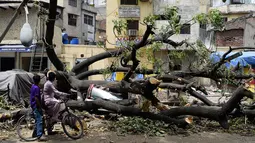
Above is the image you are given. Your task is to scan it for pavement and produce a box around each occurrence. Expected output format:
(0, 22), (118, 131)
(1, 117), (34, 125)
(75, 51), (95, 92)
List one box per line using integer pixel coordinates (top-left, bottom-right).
(1, 132), (255, 143)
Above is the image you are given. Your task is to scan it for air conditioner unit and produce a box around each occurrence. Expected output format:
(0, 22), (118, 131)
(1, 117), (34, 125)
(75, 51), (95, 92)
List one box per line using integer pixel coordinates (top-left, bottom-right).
(128, 29), (138, 36)
(231, 0), (244, 4)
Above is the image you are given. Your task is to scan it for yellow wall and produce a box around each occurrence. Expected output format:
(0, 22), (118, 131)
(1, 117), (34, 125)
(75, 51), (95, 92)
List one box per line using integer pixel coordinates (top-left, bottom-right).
(105, 0), (154, 73)
(106, 0), (153, 49)
(59, 44), (110, 80)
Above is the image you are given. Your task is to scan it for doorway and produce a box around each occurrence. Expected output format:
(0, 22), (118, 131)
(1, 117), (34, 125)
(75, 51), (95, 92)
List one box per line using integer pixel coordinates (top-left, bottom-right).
(1, 57), (15, 71)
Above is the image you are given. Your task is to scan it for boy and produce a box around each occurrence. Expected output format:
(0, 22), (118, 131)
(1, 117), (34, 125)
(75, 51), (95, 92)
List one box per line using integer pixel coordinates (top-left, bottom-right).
(30, 75), (47, 141)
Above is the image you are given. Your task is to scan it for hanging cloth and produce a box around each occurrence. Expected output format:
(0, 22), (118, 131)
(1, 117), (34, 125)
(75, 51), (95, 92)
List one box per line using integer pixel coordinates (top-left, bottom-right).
(20, 5), (33, 47)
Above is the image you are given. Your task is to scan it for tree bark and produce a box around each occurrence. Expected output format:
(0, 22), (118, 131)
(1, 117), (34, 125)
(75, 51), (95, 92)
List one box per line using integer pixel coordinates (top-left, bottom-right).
(44, 0), (65, 71)
(67, 99), (189, 127)
(160, 86), (253, 129)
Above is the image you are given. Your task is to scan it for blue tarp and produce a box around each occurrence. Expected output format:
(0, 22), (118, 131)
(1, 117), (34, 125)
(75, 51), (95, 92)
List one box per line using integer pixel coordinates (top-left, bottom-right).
(210, 51), (255, 68)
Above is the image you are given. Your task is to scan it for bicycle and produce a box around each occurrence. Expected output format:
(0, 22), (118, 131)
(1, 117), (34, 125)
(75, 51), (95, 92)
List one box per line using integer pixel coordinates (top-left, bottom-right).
(16, 98), (84, 141)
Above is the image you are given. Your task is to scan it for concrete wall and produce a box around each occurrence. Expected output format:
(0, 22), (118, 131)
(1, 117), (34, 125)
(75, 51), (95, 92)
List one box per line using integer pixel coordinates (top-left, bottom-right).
(59, 44), (110, 80)
(106, 0), (153, 49)
(154, 0), (210, 44)
(81, 5), (97, 42)
(62, 0), (97, 44)
(210, 0), (255, 14)
(94, 0), (106, 7)
(244, 17), (255, 47)
(63, 0), (82, 40)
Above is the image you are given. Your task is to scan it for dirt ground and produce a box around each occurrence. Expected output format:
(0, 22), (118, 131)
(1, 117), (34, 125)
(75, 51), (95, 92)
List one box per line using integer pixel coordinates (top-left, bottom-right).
(1, 131), (255, 143)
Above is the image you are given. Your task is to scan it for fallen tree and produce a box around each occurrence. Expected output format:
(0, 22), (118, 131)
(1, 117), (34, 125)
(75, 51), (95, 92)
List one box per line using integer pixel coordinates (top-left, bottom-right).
(2, 0), (255, 132)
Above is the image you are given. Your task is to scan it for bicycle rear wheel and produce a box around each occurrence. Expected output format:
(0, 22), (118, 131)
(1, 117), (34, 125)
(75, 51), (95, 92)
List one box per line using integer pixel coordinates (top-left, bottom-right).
(61, 113), (84, 140)
(16, 114), (40, 141)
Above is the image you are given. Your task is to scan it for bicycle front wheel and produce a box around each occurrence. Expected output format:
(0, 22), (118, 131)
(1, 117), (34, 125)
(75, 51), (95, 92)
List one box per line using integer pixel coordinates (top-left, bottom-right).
(16, 114), (40, 141)
(61, 113), (84, 140)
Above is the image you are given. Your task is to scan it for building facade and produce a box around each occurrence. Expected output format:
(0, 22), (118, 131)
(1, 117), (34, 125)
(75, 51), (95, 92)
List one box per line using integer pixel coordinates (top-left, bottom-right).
(0, 0), (63, 72)
(94, 0), (106, 45)
(152, 0), (211, 73)
(106, 0), (153, 49)
(63, 0), (97, 44)
(210, 0), (255, 51)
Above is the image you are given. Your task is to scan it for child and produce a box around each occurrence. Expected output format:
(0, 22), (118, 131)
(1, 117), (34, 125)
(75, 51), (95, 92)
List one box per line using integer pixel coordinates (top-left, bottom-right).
(30, 75), (47, 141)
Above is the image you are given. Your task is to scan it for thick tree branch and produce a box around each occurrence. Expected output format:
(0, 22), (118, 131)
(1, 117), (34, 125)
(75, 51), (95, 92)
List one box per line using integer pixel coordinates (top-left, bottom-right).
(160, 86), (253, 129)
(67, 99), (189, 127)
(158, 74), (208, 95)
(44, 0), (65, 71)
(211, 47), (232, 74)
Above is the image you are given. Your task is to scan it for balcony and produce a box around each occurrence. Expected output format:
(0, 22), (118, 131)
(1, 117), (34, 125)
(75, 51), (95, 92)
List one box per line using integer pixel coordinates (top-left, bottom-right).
(211, 0), (255, 14)
(118, 6), (140, 18)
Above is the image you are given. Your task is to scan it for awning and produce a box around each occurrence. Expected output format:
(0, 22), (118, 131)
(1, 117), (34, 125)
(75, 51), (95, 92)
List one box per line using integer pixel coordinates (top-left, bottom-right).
(0, 45), (35, 52)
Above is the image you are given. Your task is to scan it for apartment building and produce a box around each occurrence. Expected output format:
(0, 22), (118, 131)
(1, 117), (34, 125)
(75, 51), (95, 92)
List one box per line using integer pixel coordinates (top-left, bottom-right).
(63, 0), (97, 44)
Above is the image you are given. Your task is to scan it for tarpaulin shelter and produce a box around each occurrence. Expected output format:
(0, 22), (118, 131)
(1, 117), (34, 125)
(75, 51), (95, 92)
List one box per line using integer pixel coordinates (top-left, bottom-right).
(210, 51), (255, 68)
(0, 70), (34, 105)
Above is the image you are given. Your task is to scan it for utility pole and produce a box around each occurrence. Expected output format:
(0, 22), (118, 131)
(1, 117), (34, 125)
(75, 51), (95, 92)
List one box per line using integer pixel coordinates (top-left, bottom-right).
(0, 0), (30, 43)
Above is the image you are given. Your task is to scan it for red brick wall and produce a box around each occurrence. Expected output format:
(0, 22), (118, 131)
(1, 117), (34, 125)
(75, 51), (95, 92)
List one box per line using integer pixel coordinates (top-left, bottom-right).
(216, 29), (244, 47)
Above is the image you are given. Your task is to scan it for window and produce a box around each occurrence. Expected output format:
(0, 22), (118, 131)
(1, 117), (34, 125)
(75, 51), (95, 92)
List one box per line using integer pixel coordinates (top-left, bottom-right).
(200, 23), (206, 29)
(156, 15), (168, 20)
(69, 0), (77, 7)
(222, 17), (228, 24)
(231, 0), (245, 4)
(121, 0), (138, 5)
(84, 14), (93, 26)
(68, 14), (77, 26)
(180, 24), (191, 34)
(127, 20), (139, 30)
(127, 20), (139, 36)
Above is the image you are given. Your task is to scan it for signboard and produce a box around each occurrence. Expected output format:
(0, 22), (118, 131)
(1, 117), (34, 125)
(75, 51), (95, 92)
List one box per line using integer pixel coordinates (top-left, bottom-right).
(0, 48), (31, 52)
(119, 6), (140, 18)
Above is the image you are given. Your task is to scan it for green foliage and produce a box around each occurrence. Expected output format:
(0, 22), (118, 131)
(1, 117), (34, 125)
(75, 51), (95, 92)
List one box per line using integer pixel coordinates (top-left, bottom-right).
(109, 116), (255, 137)
(163, 6), (181, 33)
(110, 117), (172, 136)
(143, 15), (158, 27)
(208, 9), (224, 29)
(193, 13), (208, 24)
(193, 9), (224, 29)
(168, 51), (186, 61)
(112, 19), (127, 35)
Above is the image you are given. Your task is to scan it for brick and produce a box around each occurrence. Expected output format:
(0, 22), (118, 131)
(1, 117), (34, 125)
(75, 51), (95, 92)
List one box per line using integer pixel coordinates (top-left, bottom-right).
(216, 29), (244, 47)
